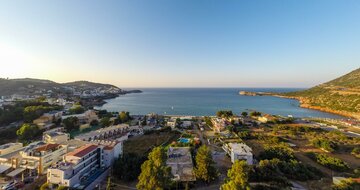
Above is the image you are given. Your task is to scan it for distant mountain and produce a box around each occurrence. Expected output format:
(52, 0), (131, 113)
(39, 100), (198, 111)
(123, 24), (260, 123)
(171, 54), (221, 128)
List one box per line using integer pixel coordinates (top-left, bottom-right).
(283, 68), (360, 119)
(0, 78), (122, 96)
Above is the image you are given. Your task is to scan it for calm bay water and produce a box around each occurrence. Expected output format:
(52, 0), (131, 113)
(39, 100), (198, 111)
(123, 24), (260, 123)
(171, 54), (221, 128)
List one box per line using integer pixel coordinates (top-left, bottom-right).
(95, 88), (343, 118)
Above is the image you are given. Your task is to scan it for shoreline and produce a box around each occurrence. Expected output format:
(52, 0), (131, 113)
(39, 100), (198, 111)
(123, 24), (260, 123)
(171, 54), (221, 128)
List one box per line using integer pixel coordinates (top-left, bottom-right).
(86, 90), (143, 107)
(239, 91), (358, 119)
(94, 90), (352, 120)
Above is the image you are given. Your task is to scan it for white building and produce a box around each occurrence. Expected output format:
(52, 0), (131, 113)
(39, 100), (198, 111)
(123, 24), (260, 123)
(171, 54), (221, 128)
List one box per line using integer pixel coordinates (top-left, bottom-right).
(212, 118), (228, 132)
(181, 121), (192, 128)
(74, 124), (129, 141)
(222, 143), (253, 165)
(166, 147), (196, 182)
(0, 143), (24, 174)
(47, 144), (102, 187)
(20, 143), (67, 174)
(0, 143), (23, 156)
(62, 110), (99, 124)
(90, 140), (123, 168)
(43, 131), (70, 144)
(47, 142), (121, 188)
(167, 120), (176, 128)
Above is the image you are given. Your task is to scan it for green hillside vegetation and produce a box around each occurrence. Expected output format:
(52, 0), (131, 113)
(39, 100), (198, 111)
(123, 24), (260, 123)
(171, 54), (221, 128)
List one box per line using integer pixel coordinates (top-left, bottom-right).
(283, 68), (360, 118)
(0, 78), (121, 96)
(64, 80), (119, 90)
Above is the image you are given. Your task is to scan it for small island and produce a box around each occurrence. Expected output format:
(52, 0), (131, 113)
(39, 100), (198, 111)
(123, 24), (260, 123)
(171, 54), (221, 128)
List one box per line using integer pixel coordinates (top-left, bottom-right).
(239, 91), (272, 96)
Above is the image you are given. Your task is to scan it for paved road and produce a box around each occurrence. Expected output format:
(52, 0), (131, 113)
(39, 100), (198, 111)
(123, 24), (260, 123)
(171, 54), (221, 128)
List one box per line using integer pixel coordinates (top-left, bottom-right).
(194, 125), (207, 145)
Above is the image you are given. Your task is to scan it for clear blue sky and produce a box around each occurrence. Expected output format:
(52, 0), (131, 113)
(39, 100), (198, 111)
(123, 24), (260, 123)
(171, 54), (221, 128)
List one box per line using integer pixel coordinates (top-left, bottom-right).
(0, 0), (359, 88)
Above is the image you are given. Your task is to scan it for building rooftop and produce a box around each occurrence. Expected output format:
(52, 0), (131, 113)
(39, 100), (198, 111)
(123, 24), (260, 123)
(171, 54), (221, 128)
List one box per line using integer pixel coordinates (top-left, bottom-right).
(66, 144), (98, 158)
(166, 147), (195, 182)
(45, 131), (67, 138)
(0, 143), (22, 150)
(22, 141), (46, 154)
(43, 127), (65, 135)
(75, 124), (128, 140)
(228, 143), (252, 155)
(89, 140), (121, 150)
(34, 143), (61, 152)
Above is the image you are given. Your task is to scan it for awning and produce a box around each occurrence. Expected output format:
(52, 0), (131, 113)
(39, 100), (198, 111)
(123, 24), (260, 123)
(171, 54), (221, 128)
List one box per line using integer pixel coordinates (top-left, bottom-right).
(7, 168), (26, 177)
(0, 165), (11, 174)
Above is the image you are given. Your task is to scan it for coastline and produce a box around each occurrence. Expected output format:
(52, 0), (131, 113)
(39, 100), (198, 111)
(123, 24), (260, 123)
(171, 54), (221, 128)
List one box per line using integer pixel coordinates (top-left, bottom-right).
(87, 90), (143, 107)
(239, 91), (358, 119)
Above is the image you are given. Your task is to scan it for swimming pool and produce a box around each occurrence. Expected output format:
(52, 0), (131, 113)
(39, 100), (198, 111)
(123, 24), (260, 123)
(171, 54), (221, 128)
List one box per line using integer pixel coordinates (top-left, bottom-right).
(178, 138), (190, 143)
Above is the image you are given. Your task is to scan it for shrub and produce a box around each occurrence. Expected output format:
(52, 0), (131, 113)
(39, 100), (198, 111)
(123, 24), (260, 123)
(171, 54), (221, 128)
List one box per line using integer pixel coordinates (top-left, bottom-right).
(332, 178), (360, 190)
(238, 131), (251, 139)
(259, 144), (294, 161)
(312, 138), (337, 152)
(113, 153), (146, 182)
(307, 153), (349, 172)
(216, 110), (233, 118)
(250, 111), (261, 117)
(351, 147), (360, 158)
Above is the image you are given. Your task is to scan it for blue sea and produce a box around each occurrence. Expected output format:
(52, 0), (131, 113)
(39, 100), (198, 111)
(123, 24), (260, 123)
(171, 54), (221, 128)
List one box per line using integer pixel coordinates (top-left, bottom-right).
(95, 88), (343, 118)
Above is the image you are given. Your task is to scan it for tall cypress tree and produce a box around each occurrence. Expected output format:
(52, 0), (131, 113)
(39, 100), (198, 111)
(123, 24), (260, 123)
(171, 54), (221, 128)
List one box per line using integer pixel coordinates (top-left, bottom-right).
(137, 147), (172, 190)
(221, 160), (250, 190)
(194, 145), (218, 183)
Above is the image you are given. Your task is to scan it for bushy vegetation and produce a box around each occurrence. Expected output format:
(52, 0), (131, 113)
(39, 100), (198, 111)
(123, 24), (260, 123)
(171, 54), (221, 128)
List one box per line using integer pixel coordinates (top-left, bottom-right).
(237, 130), (251, 139)
(312, 138), (337, 152)
(305, 128), (359, 146)
(216, 110), (233, 118)
(0, 100), (62, 126)
(351, 147), (360, 158)
(118, 111), (131, 123)
(332, 178), (360, 190)
(283, 68), (360, 114)
(113, 153), (146, 182)
(62, 116), (80, 132)
(68, 104), (85, 114)
(194, 145), (218, 183)
(250, 158), (322, 186)
(250, 111), (261, 117)
(259, 144), (295, 161)
(204, 116), (214, 128)
(16, 123), (42, 143)
(307, 152), (349, 172)
(100, 117), (112, 127)
(221, 160), (250, 190)
(0, 126), (20, 144)
(137, 147), (172, 190)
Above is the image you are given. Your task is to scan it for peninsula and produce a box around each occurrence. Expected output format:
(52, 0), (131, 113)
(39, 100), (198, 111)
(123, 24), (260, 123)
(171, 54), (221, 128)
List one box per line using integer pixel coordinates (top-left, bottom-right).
(240, 68), (360, 119)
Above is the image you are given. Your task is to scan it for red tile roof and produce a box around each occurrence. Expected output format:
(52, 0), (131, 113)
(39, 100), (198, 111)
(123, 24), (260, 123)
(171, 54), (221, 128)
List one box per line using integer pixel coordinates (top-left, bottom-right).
(35, 144), (60, 152)
(103, 146), (114, 150)
(67, 144), (98, 158)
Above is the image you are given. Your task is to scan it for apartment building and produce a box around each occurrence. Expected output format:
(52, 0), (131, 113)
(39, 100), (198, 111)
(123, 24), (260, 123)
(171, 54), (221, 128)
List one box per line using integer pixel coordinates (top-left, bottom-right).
(74, 124), (129, 141)
(47, 144), (103, 187)
(0, 143), (23, 156)
(20, 143), (67, 174)
(222, 143), (253, 165)
(43, 131), (70, 144)
(61, 110), (99, 124)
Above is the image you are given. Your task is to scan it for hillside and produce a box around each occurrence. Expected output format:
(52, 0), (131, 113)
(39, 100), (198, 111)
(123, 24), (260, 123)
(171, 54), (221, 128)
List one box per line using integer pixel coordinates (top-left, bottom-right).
(0, 78), (62, 96)
(64, 81), (120, 91)
(283, 68), (360, 119)
(0, 78), (121, 96)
